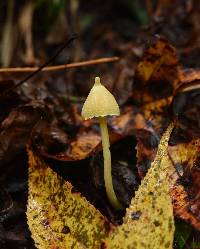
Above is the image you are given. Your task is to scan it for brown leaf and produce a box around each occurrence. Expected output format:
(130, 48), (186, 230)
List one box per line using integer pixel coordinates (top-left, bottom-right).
(33, 124), (101, 161)
(109, 106), (146, 136)
(133, 36), (180, 104)
(133, 39), (200, 228)
(171, 79), (200, 137)
(168, 139), (200, 231)
(142, 96), (172, 129)
(32, 105), (149, 161)
(0, 101), (45, 166)
(179, 68), (200, 85)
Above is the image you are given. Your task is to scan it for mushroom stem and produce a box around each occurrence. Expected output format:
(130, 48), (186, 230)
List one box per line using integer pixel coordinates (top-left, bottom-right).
(99, 117), (122, 210)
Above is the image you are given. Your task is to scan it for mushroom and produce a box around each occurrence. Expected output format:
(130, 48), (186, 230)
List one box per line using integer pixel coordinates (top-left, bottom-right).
(82, 76), (122, 210)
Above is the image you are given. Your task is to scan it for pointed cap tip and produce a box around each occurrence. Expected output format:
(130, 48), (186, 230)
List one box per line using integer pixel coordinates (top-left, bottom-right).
(82, 77), (120, 119)
(95, 76), (101, 85)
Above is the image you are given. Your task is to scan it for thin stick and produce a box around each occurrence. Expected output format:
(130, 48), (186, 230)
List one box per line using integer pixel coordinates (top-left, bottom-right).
(0, 57), (119, 73)
(1, 34), (78, 96)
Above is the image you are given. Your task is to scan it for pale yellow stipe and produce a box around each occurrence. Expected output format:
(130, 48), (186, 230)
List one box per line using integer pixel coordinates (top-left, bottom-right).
(99, 117), (122, 210)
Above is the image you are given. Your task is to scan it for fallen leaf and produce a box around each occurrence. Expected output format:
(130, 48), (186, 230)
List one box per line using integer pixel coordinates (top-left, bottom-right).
(179, 68), (200, 85)
(105, 124), (175, 249)
(33, 125), (102, 161)
(109, 106), (146, 136)
(0, 102), (46, 166)
(133, 36), (180, 104)
(131, 37), (200, 232)
(32, 106), (148, 161)
(171, 79), (200, 137)
(142, 96), (172, 129)
(27, 147), (113, 249)
(168, 139), (200, 231)
(137, 130), (200, 231)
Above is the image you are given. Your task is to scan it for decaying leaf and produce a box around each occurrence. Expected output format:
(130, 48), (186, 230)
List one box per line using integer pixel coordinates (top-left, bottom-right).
(27, 148), (113, 249)
(31, 115), (102, 161)
(168, 139), (200, 231)
(137, 128), (200, 231)
(133, 37), (180, 103)
(171, 79), (200, 137)
(0, 102), (46, 166)
(33, 106), (148, 162)
(109, 106), (146, 136)
(105, 124), (175, 249)
(131, 37), (200, 232)
(142, 96), (172, 130)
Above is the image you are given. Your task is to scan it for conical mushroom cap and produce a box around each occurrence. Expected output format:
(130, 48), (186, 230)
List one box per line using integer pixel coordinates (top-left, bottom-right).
(81, 77), (120, 120)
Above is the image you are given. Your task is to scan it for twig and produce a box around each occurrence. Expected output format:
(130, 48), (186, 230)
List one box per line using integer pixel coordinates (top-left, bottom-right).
(0, 57), (119, 73)
(1, 34), (78, 96)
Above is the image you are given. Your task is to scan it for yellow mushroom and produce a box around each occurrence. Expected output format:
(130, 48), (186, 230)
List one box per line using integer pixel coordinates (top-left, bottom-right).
(82, 77), (122, 210)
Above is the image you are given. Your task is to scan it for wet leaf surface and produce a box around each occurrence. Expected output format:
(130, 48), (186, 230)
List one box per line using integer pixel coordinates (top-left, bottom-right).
(27, 147), (113, 249)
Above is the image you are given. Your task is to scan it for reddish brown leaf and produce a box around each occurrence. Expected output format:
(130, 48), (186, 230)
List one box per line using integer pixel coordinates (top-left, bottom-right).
(0, 101), (45, 166)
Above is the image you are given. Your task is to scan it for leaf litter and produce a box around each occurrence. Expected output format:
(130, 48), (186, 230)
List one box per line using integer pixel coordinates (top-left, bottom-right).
(1, 2), (200, 248)
(27, 124), (175, 249)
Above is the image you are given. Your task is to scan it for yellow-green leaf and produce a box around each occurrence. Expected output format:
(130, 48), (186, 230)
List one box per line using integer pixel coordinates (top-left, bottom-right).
(105, 123), (175, 249)
(26, 148), (113, 249)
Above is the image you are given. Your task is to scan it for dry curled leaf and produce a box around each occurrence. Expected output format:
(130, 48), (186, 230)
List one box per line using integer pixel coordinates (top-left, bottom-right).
(26, 147), (113, 249)
(105, 124), (175, 249)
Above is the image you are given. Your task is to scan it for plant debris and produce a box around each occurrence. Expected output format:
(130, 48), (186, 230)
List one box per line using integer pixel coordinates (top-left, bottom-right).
(1, 1), (200, 248)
